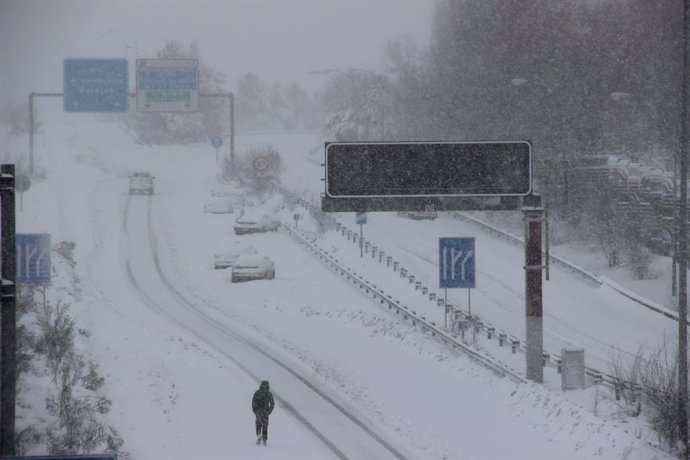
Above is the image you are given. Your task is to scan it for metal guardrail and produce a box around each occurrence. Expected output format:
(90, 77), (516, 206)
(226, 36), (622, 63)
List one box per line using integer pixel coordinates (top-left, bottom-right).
(274, 184), (636, 392)
(451, 211), (690, 326)
(275, 218), (525, 383)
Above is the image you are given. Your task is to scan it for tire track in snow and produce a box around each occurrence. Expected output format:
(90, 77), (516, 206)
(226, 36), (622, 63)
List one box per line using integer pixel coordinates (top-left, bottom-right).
(121, 193), (409, 460)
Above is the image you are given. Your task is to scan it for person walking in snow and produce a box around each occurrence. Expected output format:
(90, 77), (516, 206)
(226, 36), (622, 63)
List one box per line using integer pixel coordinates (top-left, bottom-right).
(252, 380), (275, 446)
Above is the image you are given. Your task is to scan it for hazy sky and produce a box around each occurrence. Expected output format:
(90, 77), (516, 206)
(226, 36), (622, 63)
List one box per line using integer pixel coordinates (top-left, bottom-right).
(0, 0), (434, 107)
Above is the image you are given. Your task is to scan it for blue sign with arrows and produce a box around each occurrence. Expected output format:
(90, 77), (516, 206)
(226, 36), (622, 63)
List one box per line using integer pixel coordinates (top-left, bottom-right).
(439, 237), (475, 288)
(17, 233), (51, 285)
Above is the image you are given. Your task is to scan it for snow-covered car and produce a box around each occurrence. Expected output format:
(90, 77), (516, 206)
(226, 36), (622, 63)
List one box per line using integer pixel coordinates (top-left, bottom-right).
(203, 197), (237, 214)
(213, 242), (257, 269)
(230, 254), (275, 282)
(397, 210), (438, 220)
(211, 183), (245, 200)
(233, 212), (278, 235)
(129, 172), (154, 195)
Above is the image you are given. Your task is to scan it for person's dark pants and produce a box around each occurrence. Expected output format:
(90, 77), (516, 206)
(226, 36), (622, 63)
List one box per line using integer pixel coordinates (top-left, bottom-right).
(255, 414), (269, 441)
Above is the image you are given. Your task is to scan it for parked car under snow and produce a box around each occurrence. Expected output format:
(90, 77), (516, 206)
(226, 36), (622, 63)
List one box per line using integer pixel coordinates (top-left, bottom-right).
(213, 242), (257, 269)
(230, 254), (275, 282)
(233, 212), (278, 235)
(204, 197), (237, 214)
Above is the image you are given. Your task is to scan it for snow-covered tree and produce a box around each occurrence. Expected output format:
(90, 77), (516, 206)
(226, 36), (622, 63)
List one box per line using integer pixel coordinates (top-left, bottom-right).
(125, 40), (228, 145)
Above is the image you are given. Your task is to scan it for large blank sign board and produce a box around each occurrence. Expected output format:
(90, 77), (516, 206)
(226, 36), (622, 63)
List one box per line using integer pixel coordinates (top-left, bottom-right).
(322, 141), (532, 212)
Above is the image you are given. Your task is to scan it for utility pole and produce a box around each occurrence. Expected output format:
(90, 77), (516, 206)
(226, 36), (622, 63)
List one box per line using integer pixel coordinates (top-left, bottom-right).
(678, 1), (689, 457)
(200, 93), (234, 168)
(0, 164), (17, 456)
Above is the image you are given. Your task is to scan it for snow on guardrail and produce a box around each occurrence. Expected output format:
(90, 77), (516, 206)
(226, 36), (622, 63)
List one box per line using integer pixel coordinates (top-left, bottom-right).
(450, 212), (688, 326)
(273, 184), (642, 394)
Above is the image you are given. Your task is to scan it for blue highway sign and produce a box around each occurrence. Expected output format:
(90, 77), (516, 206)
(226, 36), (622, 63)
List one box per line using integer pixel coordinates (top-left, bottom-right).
(17, 233), (51, 285)
(439, 237), (475, 289)
(356, 212), (367, 224)
(211, 136), (223, 149)
(64, 59), (129, 112)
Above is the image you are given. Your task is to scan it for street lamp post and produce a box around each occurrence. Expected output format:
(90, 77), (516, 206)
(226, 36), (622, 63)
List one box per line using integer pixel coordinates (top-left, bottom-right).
(102, 30), (148, 90)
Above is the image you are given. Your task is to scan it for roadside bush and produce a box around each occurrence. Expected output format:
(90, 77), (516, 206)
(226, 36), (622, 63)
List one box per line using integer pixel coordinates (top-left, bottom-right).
(614, 341), (688, 455)
(15, 241), (124, 456)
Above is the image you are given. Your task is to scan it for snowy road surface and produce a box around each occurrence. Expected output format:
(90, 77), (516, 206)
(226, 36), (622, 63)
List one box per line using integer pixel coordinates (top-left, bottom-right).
(122, 194), (408, 459)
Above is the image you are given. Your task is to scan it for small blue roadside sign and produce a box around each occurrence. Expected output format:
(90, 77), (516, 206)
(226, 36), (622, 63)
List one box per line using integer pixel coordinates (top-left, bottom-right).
(356, 212), (367, 224)
(439, 237), (475, 288)
(17, 233), (51, 285)
(64, 59), (129, 112)
(211, 136), (223, 149)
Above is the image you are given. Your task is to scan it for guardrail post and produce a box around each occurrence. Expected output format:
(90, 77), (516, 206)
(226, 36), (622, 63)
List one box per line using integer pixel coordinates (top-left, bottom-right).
(429, 292), (436, 301)
(415, 281), (421, 291)
(543, 352), (550, 367)
(556, 358), (562, 374)
(487, 327), (495, 340)
(511, 340), (520, 354)
(409, 274), (415, 284)
(458, 320), (468, 339)
(378, 251), (384, 263)
(393, 261), (399, 271)
(422, 286), (428, 295)
(387, 256), (392, 267)
(499, 333), (507, 347)
(372, 246), (377, 258)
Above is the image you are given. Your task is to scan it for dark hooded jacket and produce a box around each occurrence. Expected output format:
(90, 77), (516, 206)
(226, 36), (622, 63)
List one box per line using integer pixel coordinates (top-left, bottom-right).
(252, 380), (275, 417)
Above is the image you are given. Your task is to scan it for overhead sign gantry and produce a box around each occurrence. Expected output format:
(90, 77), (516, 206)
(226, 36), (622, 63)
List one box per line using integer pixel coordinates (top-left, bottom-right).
(322, 141), (531, 212)
(320, 141), (546, 383)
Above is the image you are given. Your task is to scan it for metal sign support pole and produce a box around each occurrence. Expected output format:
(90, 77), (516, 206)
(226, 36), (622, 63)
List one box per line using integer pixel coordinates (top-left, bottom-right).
(359, 223), (363, 258)
(27, 92), (64, 176)
(230, 93), (235, 167)
(0, 164), (17, 456)
(468, 288), (471, 317)
(678, 1), (690, 455)
(29, 93), (34, 175)
(199, 93), (235, 169)
(523, 206), (545, 383)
